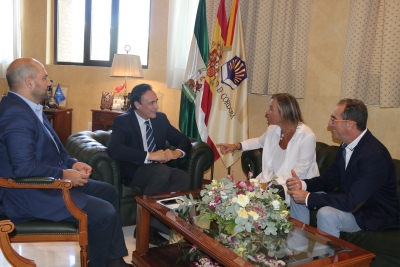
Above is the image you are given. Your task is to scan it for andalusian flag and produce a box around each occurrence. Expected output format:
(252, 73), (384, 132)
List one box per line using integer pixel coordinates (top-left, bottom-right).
(179, 0), (209, 142)
(202, 0), (227, 161)
(208, 0), (248, 168)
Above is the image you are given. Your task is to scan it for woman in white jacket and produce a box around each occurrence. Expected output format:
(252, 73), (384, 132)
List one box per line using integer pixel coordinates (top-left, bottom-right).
(217, 93), (319, 224)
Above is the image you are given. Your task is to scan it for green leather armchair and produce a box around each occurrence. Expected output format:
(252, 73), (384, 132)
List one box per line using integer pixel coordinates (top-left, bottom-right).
(241, 142), (400, 267)
(66, 130), (214, 226)
(0, 177), (88, 267)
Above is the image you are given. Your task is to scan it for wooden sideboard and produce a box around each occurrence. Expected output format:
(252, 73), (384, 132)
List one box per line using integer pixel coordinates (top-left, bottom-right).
(44, 108), (72, 146)
(91, 109), (123, 131)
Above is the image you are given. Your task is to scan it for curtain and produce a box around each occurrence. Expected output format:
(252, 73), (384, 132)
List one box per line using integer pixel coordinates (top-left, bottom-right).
(167, 0), (312, 97)
(166, 0), (199, 89)
(0, 0), (21, 78)
(206, 0), (311, 97)
(341, 0), (400, 107)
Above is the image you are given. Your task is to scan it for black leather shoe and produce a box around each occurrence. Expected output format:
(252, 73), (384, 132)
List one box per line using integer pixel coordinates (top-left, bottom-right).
(149, 231), (169, 246)
(107, 257), (134, 267)
(88, 258), (134, 267)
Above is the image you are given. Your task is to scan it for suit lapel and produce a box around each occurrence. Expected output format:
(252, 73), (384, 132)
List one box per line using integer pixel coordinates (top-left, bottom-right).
(41, 113), (63, 153)
(346, 130), (370, 169)
(150, 117), (163, 150)
(129, 110), (145, 150)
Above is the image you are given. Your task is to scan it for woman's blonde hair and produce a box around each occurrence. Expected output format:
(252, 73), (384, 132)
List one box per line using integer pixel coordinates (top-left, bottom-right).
(271, 93), (303, 126)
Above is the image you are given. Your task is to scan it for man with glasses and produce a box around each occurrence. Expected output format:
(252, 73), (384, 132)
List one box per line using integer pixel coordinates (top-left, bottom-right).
(287, 99), (400, 237)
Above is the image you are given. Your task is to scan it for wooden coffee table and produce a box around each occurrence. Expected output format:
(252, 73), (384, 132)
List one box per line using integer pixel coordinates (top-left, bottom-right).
(132, 189), (375, 267)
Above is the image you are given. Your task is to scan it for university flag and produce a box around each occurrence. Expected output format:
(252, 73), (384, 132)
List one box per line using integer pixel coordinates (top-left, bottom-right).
(207, 0), (248, 168)
(179, 0), (209, 142)
(54, 83), (66, 104)
(201, 0), (227, 161)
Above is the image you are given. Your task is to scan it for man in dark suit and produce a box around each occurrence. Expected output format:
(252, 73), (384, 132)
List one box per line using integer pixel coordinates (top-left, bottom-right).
(0, 58), (132, 267)
(287, 99), (400, 237)
(108, 83), (191, 245)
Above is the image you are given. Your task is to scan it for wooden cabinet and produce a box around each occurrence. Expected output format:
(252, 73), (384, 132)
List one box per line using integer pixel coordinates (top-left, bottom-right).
(91, 109), (123, 131)
(44, 109), (73, 146)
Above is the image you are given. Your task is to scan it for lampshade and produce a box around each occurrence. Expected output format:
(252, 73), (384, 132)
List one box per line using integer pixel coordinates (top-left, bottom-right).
(110, 54), (144, 78)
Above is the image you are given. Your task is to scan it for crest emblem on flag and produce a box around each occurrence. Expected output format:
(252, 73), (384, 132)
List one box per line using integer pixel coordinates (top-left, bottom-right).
(206, 42), (223, 85)
(221, 55), (247, 90)
(183, 67), (206, 96)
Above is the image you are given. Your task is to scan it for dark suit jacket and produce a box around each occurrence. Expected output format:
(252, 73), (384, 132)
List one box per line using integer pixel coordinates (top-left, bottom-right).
(306, 130), (400, 231)
(107, 109), (191, 186)
(0, 93), (87, 223)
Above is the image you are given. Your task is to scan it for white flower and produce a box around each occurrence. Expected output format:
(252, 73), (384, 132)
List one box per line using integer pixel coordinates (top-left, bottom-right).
(246, 191), (255, 198)
(236, 195), (250, 207)
(280, 210), (289, 218)
(208, 191), (213, 196)
(272, 200), (280, 210)
(237, 209), (248, 219)
(247, 210), (259, 221)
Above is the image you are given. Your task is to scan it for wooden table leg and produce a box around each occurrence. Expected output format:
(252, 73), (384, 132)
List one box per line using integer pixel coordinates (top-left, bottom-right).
(135, 203), (151, 255)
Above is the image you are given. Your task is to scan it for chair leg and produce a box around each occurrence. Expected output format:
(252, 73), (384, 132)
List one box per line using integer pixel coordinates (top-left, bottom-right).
(0, 220), (36, 267)
(80, 245), (88, 267)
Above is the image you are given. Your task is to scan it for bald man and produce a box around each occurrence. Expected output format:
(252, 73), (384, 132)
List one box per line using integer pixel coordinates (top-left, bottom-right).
(0, 58), (132, 267)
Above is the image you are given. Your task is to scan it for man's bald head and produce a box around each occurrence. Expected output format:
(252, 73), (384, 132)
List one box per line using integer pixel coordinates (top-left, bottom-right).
(6, 58), (43, 92)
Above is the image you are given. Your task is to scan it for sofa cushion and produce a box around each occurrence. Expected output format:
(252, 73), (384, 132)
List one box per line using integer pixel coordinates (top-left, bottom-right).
(340, 230), (400, 266)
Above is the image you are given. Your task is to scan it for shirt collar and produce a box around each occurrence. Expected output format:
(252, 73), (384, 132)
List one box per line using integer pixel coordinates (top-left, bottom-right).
(344, 128), (368, 150)
(134, 110), (149, 127)
(275, 123), (302, 139)
(9, 92), (44, 123)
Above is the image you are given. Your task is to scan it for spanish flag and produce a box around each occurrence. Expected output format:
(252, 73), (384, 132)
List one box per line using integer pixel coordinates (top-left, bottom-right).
(201, 0), (227, 161)
(208, 0), (249, 168)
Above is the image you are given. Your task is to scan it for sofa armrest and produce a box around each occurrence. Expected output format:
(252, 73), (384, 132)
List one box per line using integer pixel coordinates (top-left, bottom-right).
(166, 138), (214, 189)
(66, 131), (122, 194)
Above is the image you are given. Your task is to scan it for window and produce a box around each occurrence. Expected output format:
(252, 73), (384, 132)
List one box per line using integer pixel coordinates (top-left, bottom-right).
(55, 0), (151, 67)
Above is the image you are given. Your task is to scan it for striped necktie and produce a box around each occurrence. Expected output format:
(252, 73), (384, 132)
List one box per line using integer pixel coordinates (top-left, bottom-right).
(342, 143), (347, 162)
(145, 121), (156, 152)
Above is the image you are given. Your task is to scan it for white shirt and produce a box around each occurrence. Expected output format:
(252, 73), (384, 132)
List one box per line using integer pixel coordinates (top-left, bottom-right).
(134, 111), (185, 163)
(241, 123), (320, 202)
(343, 128), (367, 168)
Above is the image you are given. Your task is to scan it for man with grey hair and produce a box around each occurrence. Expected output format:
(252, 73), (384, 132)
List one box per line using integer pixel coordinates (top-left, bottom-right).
(287, 99), (400, 237)
(0, 58), (132, 267)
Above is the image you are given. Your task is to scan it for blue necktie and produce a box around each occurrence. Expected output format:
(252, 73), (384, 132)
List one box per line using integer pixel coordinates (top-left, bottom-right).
(145, 121), (156, 152)
(342, 143), (347, 162)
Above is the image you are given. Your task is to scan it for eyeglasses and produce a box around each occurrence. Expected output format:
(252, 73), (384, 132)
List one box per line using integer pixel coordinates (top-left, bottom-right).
(330, 117), (354, 125)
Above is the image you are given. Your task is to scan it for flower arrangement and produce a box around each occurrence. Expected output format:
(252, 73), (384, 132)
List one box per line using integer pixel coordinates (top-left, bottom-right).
(176, 171), (293, 266)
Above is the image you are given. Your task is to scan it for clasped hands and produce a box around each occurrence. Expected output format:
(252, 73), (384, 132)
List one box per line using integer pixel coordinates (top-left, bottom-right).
(286, 170), (309, 204)
(149, 149), (182, 163)
(62, 162), (92, 187)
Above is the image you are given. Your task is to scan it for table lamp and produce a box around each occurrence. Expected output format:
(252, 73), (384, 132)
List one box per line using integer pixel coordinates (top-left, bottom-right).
(110, 45), (144, 110)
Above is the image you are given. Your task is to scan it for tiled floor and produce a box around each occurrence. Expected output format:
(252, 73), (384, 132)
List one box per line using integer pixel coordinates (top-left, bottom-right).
(0, 226), (137, 267)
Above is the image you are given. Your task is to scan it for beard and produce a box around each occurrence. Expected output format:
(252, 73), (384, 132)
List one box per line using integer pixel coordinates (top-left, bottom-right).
(32, 81), (49, 103)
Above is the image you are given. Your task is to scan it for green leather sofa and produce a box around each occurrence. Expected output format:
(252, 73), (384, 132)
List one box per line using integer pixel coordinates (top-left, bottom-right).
(241, 142), (400, 267)
(66, 130), (214, 227)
